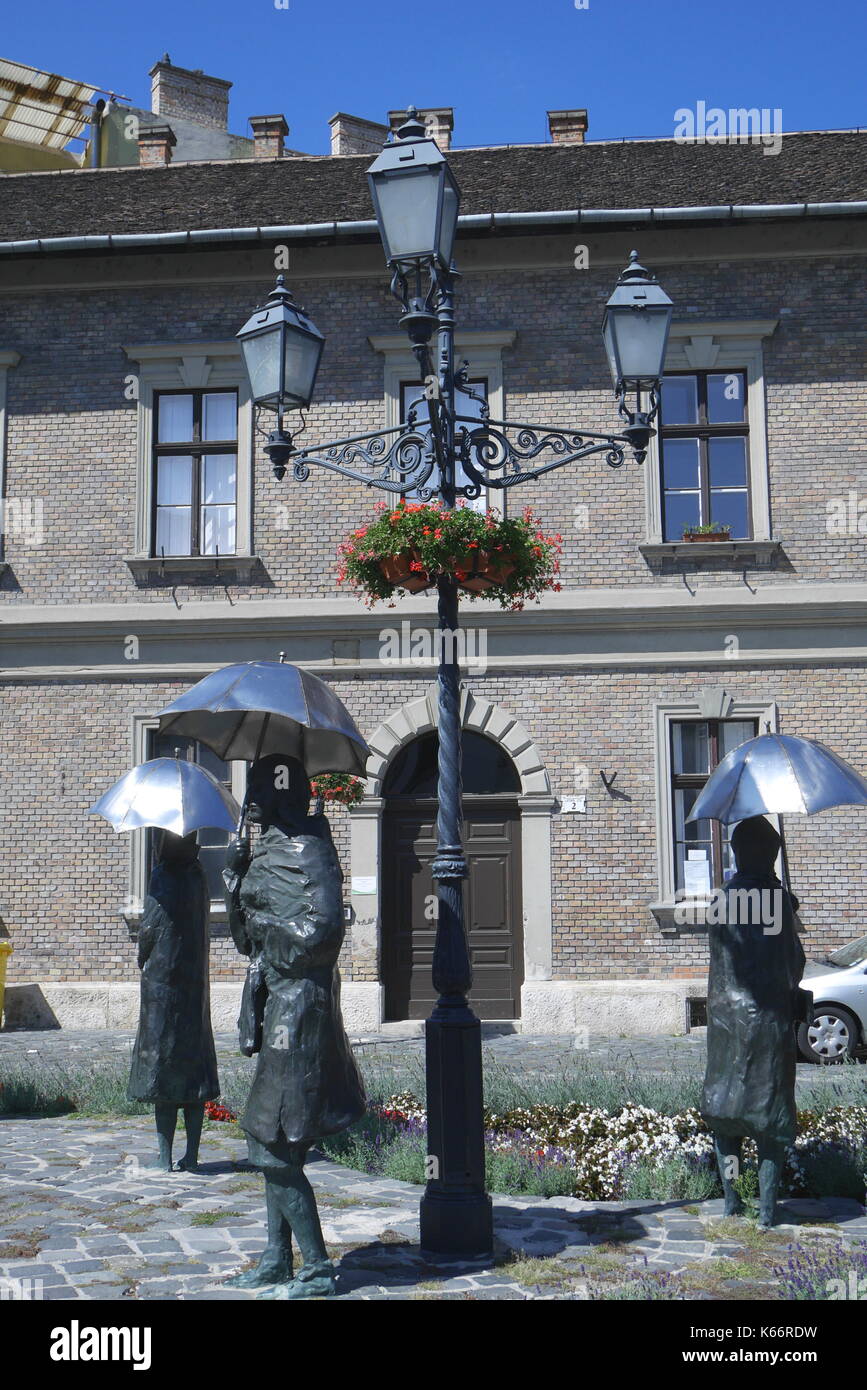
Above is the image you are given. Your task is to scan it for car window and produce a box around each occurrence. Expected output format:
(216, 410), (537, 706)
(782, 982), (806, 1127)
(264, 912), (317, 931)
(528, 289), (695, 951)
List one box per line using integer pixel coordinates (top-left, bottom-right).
(827, 933), (867, 968)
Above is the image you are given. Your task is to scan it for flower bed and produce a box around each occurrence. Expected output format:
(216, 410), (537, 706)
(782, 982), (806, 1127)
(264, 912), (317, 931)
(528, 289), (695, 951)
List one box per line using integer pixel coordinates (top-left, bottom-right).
(337, 501), (562, 610)
(204, 1100), (237, 1123)
(324, 1093), (867, 1203)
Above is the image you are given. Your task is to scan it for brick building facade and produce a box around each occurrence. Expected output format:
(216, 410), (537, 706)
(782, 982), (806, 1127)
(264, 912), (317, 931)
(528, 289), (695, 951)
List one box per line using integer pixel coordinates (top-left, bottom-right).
(1, 73), (865, 1033)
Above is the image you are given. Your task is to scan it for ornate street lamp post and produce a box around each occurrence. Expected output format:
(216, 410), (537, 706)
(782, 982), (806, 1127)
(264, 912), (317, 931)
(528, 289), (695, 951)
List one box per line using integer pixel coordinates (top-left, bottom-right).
(236, 106), (673, 1257)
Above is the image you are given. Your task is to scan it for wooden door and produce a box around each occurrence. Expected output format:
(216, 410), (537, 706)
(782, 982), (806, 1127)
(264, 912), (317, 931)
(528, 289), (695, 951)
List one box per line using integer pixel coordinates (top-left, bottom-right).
(382, 796), (523, 1021)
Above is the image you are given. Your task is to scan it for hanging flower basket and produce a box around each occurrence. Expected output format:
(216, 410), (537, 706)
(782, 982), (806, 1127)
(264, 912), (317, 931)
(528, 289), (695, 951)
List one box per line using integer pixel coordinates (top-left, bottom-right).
(378, 551), (432, 592)
(337, 500), (561, 611)
(454, 549), (517, 593)
(309, 773), (366, 810)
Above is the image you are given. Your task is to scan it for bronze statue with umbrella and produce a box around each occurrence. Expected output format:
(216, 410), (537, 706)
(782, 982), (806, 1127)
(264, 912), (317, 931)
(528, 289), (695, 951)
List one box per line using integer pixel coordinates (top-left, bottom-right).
(90, 756), (240, 1172)
(156, 660), (369, 1297)
(687, 732), (867, 1226)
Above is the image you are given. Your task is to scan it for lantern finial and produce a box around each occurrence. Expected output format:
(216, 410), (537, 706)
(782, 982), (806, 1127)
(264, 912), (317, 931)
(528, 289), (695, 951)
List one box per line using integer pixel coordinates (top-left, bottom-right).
(395, 105), (427, 142)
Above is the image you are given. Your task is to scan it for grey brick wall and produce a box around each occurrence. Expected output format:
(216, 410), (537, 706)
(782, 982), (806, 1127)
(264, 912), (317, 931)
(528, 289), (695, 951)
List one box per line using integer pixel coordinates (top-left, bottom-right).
(1, 232), (866, 1001)
(0, 665), (864, 987)
(1, 253), (865, 604)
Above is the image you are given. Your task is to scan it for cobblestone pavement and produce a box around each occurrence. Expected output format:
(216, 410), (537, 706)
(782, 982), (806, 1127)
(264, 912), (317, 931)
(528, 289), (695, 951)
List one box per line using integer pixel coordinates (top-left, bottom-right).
(1, 1114), (866, 1302)
(0, 1026), (851, 1084)
(2, 1029), (864, 1300)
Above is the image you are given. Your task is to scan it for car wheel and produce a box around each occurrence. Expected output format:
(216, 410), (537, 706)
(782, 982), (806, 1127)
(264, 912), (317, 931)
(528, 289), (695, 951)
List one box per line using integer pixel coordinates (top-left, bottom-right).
(798, 1007), (861, 1063)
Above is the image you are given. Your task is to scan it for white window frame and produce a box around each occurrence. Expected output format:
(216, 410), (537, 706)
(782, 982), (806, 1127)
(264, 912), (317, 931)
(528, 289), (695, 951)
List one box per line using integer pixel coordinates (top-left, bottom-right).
(125, 714), (246, 925)
(369, 329), (515, 509)
(644, 320), (778, 546)
(123, 342), (253, 560)
(0, 351), (21, 566)
(650, 689), (778, 930)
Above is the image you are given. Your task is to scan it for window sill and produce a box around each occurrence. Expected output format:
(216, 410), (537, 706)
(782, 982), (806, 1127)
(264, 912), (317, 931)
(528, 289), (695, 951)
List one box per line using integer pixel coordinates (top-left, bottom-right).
(649, 899), (713, 934)
(125, 554), (263, 585)
(640, 540), (782, 564)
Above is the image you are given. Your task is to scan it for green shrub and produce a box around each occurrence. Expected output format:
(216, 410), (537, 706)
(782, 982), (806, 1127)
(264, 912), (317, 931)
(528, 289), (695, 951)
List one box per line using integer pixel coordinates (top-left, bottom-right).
(621, 1155), (720, 1203)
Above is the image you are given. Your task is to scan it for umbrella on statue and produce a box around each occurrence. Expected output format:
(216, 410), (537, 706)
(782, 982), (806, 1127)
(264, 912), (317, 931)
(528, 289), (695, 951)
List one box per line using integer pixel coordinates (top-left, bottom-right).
(154, 658), (370, 831)
(687, 732), (867, 888)
(89, 757), (240, 835)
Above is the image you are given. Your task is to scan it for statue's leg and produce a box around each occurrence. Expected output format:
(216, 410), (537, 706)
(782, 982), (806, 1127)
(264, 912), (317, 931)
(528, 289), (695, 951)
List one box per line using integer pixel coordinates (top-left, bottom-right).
(177, 1104), (205, 1172)
(262, 1146), (336, 1300)
(713, 1133), (745, 1216)
(757, 1139), (786, 1229)
(154, 1103), (177, 1171)
(225, 1175), (294, 1288)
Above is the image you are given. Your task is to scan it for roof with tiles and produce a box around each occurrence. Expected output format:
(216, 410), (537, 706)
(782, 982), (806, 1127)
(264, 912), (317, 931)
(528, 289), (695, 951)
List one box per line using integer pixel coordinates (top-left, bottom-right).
(0, 131), (865, 244)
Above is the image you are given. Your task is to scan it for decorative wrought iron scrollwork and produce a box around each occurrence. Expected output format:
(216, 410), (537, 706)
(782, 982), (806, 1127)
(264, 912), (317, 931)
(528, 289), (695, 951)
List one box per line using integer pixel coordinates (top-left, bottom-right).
(271, 413), (644, 498)
(456, 417), (629, 491)
(454, 361), (490, 419)
(290, 422), (438, 496)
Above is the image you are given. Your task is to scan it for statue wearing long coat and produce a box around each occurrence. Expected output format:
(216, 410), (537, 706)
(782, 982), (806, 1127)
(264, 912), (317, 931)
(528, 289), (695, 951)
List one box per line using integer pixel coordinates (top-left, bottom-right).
(128, 841), (220, 1105)
(224, 815), (366, 1153)
(701, 864), (805, 1146)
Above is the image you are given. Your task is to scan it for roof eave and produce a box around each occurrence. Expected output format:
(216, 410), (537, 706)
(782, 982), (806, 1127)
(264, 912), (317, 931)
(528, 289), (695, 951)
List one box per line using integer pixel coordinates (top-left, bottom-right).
(1, 201), (865, 258)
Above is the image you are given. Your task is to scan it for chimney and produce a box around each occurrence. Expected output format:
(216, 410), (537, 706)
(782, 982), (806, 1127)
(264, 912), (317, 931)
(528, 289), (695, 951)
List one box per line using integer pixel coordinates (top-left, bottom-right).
(329, 112), (388, 155)
(547, 109), (588, 144)
(149, 55), (231, 131)
(250, 114), (288, 158)
(388, 107), (453, 150)
(138, 123), (177, 168)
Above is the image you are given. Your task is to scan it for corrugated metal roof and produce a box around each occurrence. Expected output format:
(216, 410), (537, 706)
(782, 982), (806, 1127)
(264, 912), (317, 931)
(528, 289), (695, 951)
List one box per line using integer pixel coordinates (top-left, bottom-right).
(0, 58), (97, 149)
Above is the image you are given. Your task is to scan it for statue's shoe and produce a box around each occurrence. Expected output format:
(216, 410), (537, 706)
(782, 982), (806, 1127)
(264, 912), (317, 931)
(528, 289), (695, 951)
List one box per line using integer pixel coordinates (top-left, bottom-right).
(175, 1154), (200, 1173)
(226, 1255), (294, 1289)
(261, 1265), (337, 1300)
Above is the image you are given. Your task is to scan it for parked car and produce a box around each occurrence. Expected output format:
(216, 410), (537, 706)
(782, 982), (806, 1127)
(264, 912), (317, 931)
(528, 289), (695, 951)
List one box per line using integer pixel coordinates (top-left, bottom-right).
(799, 934), (867, 1062)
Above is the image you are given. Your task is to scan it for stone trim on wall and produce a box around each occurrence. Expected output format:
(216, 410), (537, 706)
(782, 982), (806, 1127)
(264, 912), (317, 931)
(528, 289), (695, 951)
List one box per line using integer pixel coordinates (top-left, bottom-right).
(124, 713), (247, 926)
(649, 687), (779, 932)
(349, 685), (554, 1027)
(643, 318), (779, 547)
(0, 349), (22, 570)
(122, 341), (253, 569)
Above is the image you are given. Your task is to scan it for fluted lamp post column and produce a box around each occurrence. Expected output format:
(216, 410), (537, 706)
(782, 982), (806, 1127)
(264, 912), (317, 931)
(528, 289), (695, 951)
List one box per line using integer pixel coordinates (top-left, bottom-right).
(236, 104), (674, 1259)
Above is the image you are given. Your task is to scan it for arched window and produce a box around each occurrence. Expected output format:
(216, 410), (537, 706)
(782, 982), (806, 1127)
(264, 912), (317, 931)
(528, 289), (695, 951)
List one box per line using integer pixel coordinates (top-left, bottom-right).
(384, 731), (520, 798)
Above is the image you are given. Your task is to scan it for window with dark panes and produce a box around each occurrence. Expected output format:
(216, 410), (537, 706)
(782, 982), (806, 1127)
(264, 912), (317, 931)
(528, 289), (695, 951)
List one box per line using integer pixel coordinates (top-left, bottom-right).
(153, 390), (238, 556)
(147, 732), (235, 903)
(659, 371), (750, 541)
(671, 718), (757, 895)
(399, 376), (488, 512)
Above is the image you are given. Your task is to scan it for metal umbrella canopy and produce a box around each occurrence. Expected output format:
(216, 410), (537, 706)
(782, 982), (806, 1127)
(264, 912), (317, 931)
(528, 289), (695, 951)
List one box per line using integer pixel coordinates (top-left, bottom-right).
(687, 733), (867, 824)
(155, 661), (370, 777)
(89, 757), (240, 835)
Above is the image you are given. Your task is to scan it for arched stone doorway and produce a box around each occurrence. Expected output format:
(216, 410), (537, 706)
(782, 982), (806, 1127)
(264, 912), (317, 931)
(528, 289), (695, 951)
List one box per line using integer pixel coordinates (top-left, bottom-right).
(382, 730), (523, 1021)
(344, 686), (556, 1031)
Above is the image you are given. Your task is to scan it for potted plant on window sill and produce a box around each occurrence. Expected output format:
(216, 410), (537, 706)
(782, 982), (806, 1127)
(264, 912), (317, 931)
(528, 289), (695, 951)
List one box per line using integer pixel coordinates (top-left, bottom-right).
(681, 523), (732, 543)
(337, 500), (562, 611)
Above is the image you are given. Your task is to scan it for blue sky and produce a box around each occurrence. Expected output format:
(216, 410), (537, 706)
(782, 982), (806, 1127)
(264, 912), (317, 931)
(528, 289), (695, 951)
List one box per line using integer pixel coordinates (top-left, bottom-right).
(4, 0), (864, 155)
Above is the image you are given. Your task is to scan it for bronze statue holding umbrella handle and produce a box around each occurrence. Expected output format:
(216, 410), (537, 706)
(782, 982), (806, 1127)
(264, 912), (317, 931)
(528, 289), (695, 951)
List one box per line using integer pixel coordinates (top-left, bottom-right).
(128, 829), (220, 1173)
(224, 754), (366, 1298)
(701, 816), (809, 1228)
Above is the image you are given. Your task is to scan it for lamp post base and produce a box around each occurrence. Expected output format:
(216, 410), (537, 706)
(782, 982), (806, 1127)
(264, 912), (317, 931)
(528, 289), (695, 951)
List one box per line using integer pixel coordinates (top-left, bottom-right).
(419, 1002), (493, 1259)
(419, 1188), (494, 1260)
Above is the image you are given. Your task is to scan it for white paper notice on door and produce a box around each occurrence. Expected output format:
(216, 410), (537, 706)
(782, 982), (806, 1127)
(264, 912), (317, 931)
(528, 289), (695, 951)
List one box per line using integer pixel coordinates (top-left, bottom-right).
(684, 850), (711, 897)
(351, 876), (377, 895)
